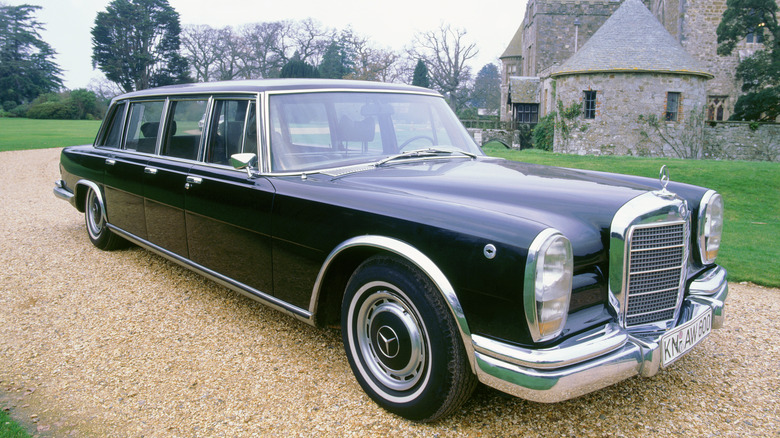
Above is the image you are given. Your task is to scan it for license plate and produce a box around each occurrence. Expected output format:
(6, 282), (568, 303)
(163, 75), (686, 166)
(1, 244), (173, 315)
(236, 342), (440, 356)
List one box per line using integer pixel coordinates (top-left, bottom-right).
(661, 308), (712, 367)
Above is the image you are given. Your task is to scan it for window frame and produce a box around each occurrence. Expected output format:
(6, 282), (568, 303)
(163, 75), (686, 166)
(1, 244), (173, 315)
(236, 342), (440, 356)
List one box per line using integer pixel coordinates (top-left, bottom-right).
(665, 92), (681, 122)
(583, 90), (597, 120)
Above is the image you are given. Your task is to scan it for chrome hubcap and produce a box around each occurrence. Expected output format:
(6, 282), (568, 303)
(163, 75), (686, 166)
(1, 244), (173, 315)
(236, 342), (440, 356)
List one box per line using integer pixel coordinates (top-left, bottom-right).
(86, 190), (104, 236)
(355, 285), (427, 391)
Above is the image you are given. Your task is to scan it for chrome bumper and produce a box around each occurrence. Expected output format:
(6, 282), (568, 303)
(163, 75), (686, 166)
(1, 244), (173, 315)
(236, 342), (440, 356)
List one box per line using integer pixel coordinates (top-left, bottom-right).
(473, 266), (728, 403)
(53, 179), (76, 207)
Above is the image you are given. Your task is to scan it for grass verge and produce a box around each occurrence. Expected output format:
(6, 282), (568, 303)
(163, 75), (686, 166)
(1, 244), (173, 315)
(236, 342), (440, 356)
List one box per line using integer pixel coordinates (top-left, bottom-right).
(483, 145), (780, 288)
(0, 409), (30, 438)
(0, 118), (101, 152)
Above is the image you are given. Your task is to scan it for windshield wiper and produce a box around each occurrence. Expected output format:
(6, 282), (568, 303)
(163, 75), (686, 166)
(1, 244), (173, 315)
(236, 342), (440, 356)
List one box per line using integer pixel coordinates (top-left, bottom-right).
(375, 147), (477, 167)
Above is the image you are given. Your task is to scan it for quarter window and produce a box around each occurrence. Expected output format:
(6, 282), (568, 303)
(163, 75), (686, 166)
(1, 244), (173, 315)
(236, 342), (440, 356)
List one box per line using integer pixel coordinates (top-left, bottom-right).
(97, 102), (126, 148)
(666, 92), (681, 122)
(583, 91), (597, 119)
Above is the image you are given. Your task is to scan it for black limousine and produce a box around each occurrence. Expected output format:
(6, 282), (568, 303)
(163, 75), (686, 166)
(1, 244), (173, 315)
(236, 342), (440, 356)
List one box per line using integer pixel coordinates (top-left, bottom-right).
(54, 79), (727, 422)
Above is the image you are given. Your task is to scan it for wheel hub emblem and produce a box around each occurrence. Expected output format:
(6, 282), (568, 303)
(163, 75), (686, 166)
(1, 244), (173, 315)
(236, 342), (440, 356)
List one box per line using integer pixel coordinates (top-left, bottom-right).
(376, 326), (400, 358)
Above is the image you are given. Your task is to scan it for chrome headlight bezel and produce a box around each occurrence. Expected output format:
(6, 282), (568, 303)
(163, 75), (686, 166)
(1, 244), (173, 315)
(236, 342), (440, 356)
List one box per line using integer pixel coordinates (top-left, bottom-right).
(523, 229), (574, 343)
(697, 190), (724, 265)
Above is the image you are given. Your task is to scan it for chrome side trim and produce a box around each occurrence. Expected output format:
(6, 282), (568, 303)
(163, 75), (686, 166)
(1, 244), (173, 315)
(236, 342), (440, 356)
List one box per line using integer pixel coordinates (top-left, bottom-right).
(107, 224), (313, 324)
(310, 235), (476, 372)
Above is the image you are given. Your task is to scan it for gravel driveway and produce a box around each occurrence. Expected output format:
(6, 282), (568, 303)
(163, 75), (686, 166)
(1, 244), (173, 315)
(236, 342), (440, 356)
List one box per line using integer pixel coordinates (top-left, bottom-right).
(1, 148), (778, 437)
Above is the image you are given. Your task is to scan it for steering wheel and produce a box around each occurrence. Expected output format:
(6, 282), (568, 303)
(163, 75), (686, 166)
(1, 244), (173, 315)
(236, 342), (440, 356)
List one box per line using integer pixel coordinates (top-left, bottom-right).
(399, 135), (435, 151)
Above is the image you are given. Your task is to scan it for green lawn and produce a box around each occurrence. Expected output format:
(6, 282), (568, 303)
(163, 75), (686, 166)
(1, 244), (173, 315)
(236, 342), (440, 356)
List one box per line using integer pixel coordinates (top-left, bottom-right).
(0, 118), (101, 151)
(483, 145), (780, 288)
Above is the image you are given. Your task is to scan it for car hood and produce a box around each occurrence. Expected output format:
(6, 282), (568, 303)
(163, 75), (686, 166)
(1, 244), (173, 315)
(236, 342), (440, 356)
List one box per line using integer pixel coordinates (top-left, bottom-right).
(326, 157), (660, 253)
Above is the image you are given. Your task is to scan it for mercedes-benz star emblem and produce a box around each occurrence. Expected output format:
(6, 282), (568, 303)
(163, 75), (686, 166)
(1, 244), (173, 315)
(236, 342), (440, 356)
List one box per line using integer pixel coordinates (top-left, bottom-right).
(377, 326), (400, 359)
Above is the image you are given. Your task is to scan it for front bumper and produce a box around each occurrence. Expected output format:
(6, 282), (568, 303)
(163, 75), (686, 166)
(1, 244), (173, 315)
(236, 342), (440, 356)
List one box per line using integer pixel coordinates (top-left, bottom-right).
(472, 266), (728, 402)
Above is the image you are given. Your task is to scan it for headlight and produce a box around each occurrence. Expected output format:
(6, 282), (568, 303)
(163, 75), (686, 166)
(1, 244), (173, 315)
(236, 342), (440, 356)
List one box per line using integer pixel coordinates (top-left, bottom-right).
(698, 191), (724, 264)
(524, 229), (573, 342)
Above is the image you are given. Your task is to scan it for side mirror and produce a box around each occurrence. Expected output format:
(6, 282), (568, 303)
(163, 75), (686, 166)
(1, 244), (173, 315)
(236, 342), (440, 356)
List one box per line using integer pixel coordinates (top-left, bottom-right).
(230, 153), (258, 177)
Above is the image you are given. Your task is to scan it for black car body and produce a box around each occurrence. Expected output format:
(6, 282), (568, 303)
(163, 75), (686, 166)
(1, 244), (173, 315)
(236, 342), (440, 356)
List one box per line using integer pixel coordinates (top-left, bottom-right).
(54, 79), (728, 422)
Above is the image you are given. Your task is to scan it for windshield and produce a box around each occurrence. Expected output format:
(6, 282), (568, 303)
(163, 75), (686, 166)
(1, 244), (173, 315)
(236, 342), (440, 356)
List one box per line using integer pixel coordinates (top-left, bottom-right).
(268, 91), (482, 172)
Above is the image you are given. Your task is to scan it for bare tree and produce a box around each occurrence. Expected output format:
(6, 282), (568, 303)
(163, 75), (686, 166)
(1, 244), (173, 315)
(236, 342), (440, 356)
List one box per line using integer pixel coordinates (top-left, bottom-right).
(288, 18), (332, 66)
(212, 26), (250, 80)
(411, 24), (478, 111)
(242, 22), (287, 79)
(181, 25), (221, 82)
(345, 35), (402, 82)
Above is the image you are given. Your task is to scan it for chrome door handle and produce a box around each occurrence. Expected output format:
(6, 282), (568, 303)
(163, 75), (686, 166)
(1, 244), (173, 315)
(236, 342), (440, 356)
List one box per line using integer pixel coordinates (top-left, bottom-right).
(185, 176), (202, 190)
(105, 159), (116, 166)
(144, 167), (158, 175)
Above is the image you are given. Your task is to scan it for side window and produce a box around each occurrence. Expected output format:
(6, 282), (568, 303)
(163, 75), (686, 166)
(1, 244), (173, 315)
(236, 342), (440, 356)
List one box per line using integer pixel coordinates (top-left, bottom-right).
(204, 99), (257, 165)
(97, 102), (126, 148)
(125, 101), (164, 153)
(161, 99), (208, 160)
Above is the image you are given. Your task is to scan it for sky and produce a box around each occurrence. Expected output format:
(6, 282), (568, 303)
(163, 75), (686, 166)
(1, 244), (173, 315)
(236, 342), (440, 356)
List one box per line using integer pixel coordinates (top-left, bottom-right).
(7, 0), (528, 90)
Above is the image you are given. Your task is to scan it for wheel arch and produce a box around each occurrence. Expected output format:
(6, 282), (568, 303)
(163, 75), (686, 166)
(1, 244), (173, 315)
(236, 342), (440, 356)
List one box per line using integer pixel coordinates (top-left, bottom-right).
(74, 179), (104, 215)
(310, 235), (476, 372)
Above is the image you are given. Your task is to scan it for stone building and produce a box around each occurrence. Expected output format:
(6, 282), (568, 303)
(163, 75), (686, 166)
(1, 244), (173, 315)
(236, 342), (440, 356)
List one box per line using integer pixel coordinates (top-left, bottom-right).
(549, 0), (712, 156)
(499, 0), (767, 131)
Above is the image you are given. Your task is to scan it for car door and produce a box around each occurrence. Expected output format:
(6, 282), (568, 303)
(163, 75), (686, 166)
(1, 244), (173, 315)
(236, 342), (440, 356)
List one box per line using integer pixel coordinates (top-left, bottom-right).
(103, 100), (165, 240)
(184, 98), (276, 295)
(142, 98), (207, 257)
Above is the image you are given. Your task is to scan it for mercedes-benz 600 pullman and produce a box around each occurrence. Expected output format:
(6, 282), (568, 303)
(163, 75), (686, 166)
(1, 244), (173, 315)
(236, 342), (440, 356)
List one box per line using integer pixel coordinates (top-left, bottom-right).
(54, 79), (728, 422)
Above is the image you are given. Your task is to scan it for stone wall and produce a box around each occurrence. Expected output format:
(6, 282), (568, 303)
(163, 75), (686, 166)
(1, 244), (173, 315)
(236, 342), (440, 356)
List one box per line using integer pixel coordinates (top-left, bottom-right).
(552, 72), (708, 156)
(703, 122), (780, 161)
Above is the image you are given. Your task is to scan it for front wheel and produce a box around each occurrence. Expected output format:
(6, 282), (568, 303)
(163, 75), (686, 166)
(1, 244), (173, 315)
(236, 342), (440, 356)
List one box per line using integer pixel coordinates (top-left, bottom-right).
(84, 186), (125, 250)
(341, 255), (476, 422)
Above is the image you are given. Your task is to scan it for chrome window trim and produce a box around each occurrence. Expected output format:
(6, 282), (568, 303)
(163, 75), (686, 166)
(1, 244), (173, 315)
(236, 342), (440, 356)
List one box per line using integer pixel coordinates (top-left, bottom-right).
(609, 191), (691, 331)
(260, 89), (465, 176)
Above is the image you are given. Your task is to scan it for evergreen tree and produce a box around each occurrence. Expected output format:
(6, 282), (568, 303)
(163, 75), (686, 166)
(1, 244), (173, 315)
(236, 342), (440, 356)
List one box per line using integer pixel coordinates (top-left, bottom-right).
(0, 4), (63, 106)
(470, 63), (501, 114)
(280, 58), (320, 78)
(412, 59), (429, 88)
(716, 0), (779, 121)
(92, 0), (190, 92)
(319, 41), (351, 79)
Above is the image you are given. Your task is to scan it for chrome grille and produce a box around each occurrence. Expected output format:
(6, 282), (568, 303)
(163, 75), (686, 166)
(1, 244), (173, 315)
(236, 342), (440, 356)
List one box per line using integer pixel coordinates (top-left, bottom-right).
(625, 222), (687, 327)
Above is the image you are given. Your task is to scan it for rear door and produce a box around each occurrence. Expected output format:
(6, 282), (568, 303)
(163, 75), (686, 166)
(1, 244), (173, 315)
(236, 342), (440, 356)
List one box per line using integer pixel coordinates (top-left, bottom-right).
(143, 98), (208, 257)
(103, 100), (165, 240)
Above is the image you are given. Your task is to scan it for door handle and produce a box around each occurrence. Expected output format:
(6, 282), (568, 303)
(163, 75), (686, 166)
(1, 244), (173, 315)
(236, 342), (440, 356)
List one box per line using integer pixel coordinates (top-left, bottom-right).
(185, 176), (202, 190)
(105, 159), (116, 166)
(144, 167), (158, 175)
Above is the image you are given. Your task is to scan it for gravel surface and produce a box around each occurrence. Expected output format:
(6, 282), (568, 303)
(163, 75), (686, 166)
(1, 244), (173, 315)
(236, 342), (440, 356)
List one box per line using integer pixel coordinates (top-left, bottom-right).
(1, 147), (778, 437)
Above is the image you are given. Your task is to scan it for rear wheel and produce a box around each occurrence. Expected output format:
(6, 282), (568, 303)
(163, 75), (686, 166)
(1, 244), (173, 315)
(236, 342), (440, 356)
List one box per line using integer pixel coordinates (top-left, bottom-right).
(85, 186), (125, 250)
(341, 255), (476, 422)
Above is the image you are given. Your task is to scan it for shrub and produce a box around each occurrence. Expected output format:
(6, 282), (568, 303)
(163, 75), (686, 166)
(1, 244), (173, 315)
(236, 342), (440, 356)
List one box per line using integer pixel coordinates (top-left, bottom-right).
(533, 112), (555, 151)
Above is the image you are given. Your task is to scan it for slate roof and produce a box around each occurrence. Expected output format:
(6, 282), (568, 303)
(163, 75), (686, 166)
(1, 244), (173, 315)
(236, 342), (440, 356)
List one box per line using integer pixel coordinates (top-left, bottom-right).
(500, 26), (523, 59)
(551, 0), (712, 78)
(508, 77), (541, 103)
